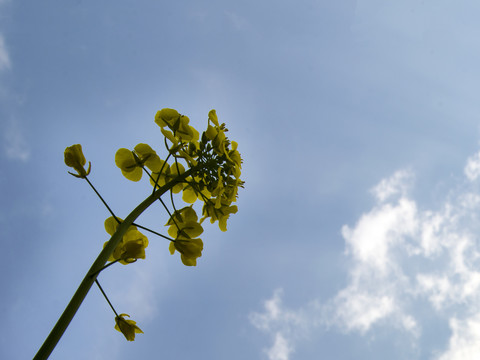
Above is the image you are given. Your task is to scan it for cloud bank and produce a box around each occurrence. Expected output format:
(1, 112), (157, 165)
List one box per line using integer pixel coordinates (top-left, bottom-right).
(251, 150), (480, 359)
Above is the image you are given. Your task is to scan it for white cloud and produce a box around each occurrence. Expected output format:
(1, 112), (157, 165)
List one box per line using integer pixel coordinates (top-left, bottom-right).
(267, 333), (293, 360)
(0, 34), (11, 71)
(416, 274), (452, 311)
(370, 169), (413, 202)
(464, 151), (480, 181)
(332, 290), (395, 334)
(402, 315), (419, 335)
(438, 314), (480, 360)
(331, 164), (480, 350)
(249, 289), (306, 360)
(3, 118), (30, 162)
(329, 155), (480, 340)
(341, 197), (418, 274)
(251, 147), (480, 359)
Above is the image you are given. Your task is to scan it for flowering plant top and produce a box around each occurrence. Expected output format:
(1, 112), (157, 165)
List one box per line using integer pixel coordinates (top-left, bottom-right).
(34, 108), (243, 359)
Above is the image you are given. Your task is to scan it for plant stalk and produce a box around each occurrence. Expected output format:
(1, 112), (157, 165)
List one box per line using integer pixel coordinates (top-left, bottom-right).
(33, 166), (198, 360)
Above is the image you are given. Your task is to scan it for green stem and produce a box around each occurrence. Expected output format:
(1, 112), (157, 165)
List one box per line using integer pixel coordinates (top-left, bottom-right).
(33, 165), (199, 360)
(152, 152), (172, 194)
(95, 279), (118, 317)
(84, 176), (121, 224)
(89, 259), (120, 277)
(160, 196), (181, 232)
(132, 222), (174, 242)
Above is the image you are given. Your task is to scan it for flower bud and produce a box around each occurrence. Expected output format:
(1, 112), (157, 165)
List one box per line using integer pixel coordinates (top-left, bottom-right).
(64, 144), (91, 178)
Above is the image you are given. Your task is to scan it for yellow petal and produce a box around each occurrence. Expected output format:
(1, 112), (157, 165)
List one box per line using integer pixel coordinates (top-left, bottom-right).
(172, 182), (184, 194)
(134, 143), (155, 157)
(174, 238), (203, 266)
(169, 241), (176, 255)
(180, 255), (197, 266)
(170, 162), (185, 176)
(115, 149), (143, 181)
(145, 155), (162, 172)
(219, 218), (228, 232)
(104, 216), (122, 235)
(122, 167), (143, 182)
(115, 314), (143, 341)
(208, 109), (219, 127)
(155, 108), (180, 128)
(161, 128), (179, 144)
(205, 125), (218, 140)
(182, 186), (198, 204)
(182, 206), (198, 222)
(115, 148), (136, 170)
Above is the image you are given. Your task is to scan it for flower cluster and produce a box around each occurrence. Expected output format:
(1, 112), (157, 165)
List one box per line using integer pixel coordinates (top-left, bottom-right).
(195, 110), (243, 232)
(114, 108), (244, 266)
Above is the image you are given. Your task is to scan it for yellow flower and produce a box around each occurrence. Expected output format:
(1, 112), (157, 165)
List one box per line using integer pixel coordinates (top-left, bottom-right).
(155, 108), (180, 128)
(161, 127), (180, 146)
(204, 110), (230, 155)
(149, 160), (170, 188)
(226, 141), (242, 169)
(166, 162), (185, 193)
(169, 238), (204, 266)
(210, 168), (225, 208)
(115, 313), (143, 341)
(212, 127), (227, 155)
(205, 124), (218, 140)
(176, 116), (199, 142)
(117, 229), (149, 264)
(104, 216), (129, 236)
(208, 109), (219, 127)
(177, 144), (199, 167)
(224, 179), (242, 203)
(166, 206), (203, 239)
(155, 108), (199, 143)
(201, 201), (238, 232)
(64, 144), (91, 178)
(165, 206), (204, 266)
(182, 182), (199, 204)
(182, 177), (211, 204)
(115, 148), (143, 181)
(134, 143), (162, 172)
(104, 217), (148, 264)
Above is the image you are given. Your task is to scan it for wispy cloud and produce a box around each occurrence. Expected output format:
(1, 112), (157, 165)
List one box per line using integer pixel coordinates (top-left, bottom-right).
(3, 118), (30, 162)
(370, 169), (414, 202)
(251, 150), (480, 359)
(267, 333), (293, 360)
(249, 289), (306, 360)
(464, 151), (480, 181)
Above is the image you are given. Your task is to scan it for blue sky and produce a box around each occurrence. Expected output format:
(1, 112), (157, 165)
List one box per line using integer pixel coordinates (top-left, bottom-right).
(3, 1), (480, 359)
